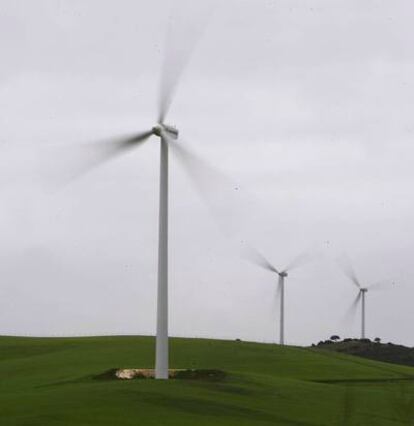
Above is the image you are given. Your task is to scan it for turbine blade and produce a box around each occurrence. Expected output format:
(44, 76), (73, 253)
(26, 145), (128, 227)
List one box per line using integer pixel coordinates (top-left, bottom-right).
(367, 280), (395, 291)
(275, 279), (282, 299)
(283, 251), (313, 273)
(337, 255), (362, 288)
(167, 135), (246, 238)
(344, 291), (362, 323)
(158, 1), (214, 123)
(164, 134), (220, 193)
(271, 280), (282, 314)
(242, 245), (279, 274)
(46, 130), (152, 184)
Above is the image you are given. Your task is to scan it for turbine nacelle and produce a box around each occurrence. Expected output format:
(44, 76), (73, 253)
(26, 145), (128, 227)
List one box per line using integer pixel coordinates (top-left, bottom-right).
(361, 288), (368, 293)
(279, 271), (288, 278)
(152, 123), (179, 139)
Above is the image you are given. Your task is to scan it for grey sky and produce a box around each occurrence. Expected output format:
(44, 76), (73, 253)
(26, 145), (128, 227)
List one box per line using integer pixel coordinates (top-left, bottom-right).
(0, 0), (413, 346)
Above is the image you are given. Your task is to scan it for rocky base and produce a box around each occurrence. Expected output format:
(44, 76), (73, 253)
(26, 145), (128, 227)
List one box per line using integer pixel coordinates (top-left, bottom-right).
(116, 369), (177, 379)
(96, 368), (226, 381)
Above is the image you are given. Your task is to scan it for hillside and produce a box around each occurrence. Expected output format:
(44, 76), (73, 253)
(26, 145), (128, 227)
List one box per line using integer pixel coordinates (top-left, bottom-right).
(0, 336), (413, 425)
(314, 338), (414, 368)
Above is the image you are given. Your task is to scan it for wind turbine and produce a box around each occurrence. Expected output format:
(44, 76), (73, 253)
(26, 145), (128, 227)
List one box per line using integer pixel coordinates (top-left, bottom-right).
(339, 257), (393, 339)
(54, 6), (212, 380)
(245, 248), (311, 345)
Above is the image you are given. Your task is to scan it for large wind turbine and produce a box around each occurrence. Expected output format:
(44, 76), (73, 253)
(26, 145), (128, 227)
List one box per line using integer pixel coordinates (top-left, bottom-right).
(245, 249), (311, 345)
(340, 258), (392, 339)
(57, 6), (211, 380)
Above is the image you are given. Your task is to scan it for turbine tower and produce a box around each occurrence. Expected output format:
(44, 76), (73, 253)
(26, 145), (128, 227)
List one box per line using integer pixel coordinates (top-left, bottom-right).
(360, 287), (367, 339)
(278, 271), (287, 345)
(245, 248), (311, 345)
(339, 257), (393, 340)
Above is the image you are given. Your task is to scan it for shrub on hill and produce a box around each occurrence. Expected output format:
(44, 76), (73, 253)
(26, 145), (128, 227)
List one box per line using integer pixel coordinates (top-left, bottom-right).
(313, 338), (414, 368)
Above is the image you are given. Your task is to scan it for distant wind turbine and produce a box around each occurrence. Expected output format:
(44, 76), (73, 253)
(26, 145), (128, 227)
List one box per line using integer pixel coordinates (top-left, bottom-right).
(245, 248), (312, 345)
(339, 257), (394, 339)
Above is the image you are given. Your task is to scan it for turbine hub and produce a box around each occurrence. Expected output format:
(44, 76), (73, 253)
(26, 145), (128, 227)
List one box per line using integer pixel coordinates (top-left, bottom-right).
(152, 124), (163, 137)
(152, 123), (179, 139)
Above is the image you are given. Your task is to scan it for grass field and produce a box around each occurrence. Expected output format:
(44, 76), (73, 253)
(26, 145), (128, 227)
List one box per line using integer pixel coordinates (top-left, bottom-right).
(0, 336), (413, 425)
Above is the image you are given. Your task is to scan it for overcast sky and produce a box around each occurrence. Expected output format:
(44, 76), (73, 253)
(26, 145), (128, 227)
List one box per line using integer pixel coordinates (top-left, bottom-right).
(0, 0), (413, 346)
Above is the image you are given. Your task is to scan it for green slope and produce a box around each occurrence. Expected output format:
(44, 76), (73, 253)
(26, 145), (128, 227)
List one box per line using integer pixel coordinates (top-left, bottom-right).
(0, 336), (413, 426)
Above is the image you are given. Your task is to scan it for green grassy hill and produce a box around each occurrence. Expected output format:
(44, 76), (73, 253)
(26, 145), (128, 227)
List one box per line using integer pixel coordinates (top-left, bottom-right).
(314, 339), (414, 368)
(0, 336), (413, 425)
